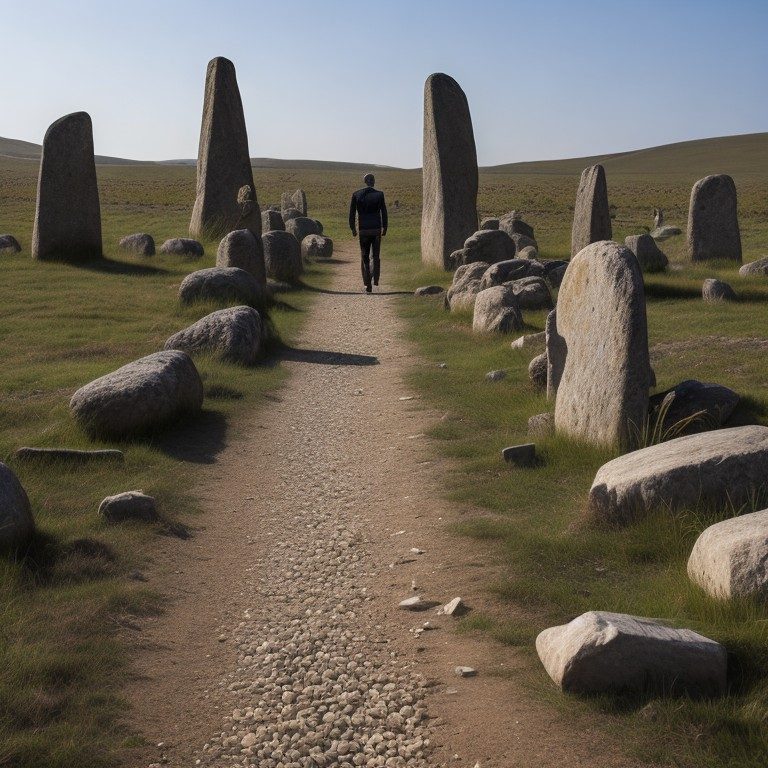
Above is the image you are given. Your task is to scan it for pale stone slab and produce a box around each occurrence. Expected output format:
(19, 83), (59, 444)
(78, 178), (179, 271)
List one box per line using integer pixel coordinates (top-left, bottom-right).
(570, 164), (611, 257)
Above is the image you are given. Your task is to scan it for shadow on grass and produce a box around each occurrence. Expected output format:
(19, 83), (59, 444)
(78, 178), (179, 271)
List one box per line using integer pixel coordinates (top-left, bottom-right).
(156, 408), (228, 464)
(69, 256), (170, 277)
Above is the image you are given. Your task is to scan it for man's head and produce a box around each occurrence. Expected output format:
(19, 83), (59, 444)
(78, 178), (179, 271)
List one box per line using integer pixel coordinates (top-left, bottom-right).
(363, 173), (375, 187)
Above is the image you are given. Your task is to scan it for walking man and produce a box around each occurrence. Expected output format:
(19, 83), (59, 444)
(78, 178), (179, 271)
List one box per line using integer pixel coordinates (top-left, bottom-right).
(349, 173), (388, 293)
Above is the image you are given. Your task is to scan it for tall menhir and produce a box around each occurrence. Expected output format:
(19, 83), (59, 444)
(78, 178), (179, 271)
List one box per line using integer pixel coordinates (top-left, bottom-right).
(421, 73), (478, 270)
(189, 57), (261, 240)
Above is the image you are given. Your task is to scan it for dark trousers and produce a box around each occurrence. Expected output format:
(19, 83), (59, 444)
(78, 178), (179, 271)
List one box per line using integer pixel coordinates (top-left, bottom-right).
(359, 230), (381, 287)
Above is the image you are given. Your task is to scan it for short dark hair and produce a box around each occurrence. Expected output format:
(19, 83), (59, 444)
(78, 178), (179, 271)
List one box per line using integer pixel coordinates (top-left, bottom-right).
(363, 173), (375, 186)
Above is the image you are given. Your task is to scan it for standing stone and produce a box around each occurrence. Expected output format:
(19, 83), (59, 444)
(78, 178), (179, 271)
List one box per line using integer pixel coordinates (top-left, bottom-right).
(216, 229), (266, 283)
(291, 189), (308, 215)
(545, 309), (566, 401)
(421, 73), (478, 270)
(189, 57), (261, 240)
(32, 111), (102, 261)
(0, 462), (35, 549)
(554, 241), (650, 449)
(570, 164), (611, 257)
(624, 233), (668, 273)
(687, 174), (741, 262)
(262, 209), (285, 232)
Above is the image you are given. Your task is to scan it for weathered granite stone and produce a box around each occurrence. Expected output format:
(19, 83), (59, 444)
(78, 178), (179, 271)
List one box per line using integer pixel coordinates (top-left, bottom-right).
(301, 234), (333, 261)
(119, 233), (155, 256)
(282, 207), (302, 222)
(588, 425), (768, 525)
(548, 263), (567, 288)
(529, 352), (548, 389)
(462, 229), (515, 265)
(261, 209), (285, 233)
(510, 331), (545, 350)
(189, 57), (261, 239)
(0, 462), (35, 549)
(510, 233), (538, 254)
(702, 278), (736, 301)
(159, 238), (204, 257)
(164, 305), (263, 365)
(415, 285), (445, 297)
(545, 309), (566, 401)
(421, 73), (478, 269)
(479, 217), (499, 230)
(517, 245), (539, 260)
(70, 351), (204, 438)
(688, 508), (768, 600)
(286, 216), (321, 244)
(263, 231), (303, 282)
(291, 189), (308, 215)
(280, 192), (293, 214)
(216, 228), (266, 283)
(509, 276), (553, 310)
(571, 164), (611, 257)
(528, 412), (554, 437)
(624, 234), (668, 273)
(649, 380), (739, 435)
(445, 262), (487, 311)
(0, 234), (22, 254)
(537, 611), (727, 696)
(687, 174), (741, 262)
(739, 256), (768, 276)
(479, 259), (532, 290)
(472, 286), (523, 333)
(99, 491), (158, 523)
(554, 241), (649, 449)
(502, 444), (537, 467)
(179, 266), (265, 306)
(32, 111), (102, 261)
(499, 212), (534, 240)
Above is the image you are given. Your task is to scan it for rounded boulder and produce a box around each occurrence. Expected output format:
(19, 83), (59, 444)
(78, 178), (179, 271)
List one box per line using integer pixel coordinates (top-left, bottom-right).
(263, 231), (303, 282)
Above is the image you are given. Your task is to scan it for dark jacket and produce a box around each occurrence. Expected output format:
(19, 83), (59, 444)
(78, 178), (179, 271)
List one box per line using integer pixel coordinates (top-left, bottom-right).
(349, 187), (388, 233)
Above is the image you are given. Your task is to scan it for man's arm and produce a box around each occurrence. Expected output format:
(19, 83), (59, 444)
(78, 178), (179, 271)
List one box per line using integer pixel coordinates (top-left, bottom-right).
(380, 193), (388, 236)
(349, 193), (357, 235)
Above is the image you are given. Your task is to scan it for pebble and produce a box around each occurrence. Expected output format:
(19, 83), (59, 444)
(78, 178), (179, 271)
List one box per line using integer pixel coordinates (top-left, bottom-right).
(398, 595), (425, 610)
(454, 666), (477, 678)
(438, 597), (463, 616)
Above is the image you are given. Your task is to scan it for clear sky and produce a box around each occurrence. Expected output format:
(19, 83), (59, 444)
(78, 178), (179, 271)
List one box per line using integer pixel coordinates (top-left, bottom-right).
(2, 0), (766, 167)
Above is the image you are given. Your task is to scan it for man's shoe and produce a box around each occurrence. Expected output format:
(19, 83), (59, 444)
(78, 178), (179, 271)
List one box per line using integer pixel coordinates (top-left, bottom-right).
(365, 285), (372, 293)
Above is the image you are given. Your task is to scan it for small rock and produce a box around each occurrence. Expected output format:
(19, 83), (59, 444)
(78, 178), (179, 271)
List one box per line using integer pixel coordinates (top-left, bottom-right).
(0, 234), (22, 254)
(410, 547), (425, 555)
(702, 278), (736, 302)
(399, 596), (425, 610)
(439, 597), (464, 616)
(485, 369), (506, 382)
(502, 444), (537, 467)
(414, 285), (445, 296)
(99, 490), (158, 523)
(159, 237), (204, 257)
(119, 233), (155, 256)
(454, 666), (477, 678)
(528, 353), (547, 389)
(510, 331), (545, 350)
(527, 412), (554, 437)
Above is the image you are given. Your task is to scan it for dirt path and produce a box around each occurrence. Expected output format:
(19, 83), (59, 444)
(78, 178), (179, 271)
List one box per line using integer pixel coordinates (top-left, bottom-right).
(126, 243), (641, 768)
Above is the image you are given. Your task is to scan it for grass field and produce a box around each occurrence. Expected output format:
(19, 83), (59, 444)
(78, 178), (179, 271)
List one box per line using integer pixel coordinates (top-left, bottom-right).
(0, 131), (767, 766)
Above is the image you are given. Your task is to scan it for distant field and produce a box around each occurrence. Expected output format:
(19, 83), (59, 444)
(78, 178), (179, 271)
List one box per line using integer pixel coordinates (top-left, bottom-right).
(0, 135), (767, 767)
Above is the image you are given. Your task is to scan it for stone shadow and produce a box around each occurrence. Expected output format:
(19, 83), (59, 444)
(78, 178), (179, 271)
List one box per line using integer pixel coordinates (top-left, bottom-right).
(70, 256), (170, 277)
(156, 408), (228, 464)
(280, 345), (379, 367)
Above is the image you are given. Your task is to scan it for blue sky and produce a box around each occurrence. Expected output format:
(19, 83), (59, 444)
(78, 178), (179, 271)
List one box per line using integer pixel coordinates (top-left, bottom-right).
(2, 0), (766, 166)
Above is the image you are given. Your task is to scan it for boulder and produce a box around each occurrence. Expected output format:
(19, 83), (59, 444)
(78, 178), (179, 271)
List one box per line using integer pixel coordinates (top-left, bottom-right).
(509, 276), (553, 310)
(536, 611), (726, 696)
(571, 164), (611, 257)
(119, 233), (155, 256)
(99, 491), (158, 523)
(479, 217), (499, 230)
(302, 234), (334, 261)
(313, 219), (324, 235)
(286, 216), (321, 244)
(702, 278), (736, 302)
(517, 245), (539, 260)
(189, 57), (261, 239)
(280, 192), (293, 214)
(291, 189), (308, 215)
(649, 380), (739, 434)
(688, 508), (768, 600)
(687, 174), (741, 262)
(282, 207), (302, 222)
(261, 209), (285, 232)
(486, 369), (507, 381)
(554, 241), (650, 449)
(739, 256), (768, 277)
(651, 225), (683, 241)
(588, 425), (768, 525)
(32, 111), (102, 261)
(263, 231), (303, 282)
(414, 285), (445, 297)
(502, 444), (537, 467)
(160, 238), (204, 257)
(0, 234), (22, 254)
(510, 331), (545, 350)
(624, 234), (668, 273)
(472, 286), (523, 333)
(460, 229), (514, 266)
(509, 233), (538, 254)
(164, 306), (263, 365)
(216, 228), (266, 283)
(528, 412), (554, 437)
(0, 462), (35, 549)
(179, 266), (265, 307)
(547, 263), (568, 288)
(70, 351), (204, 439)
(445, 262), (487, 311)
(421, 73), (478, 269)
(529, 352), (547, 389)
(545, 309), (566, 401)
(479, 258), (532, 290)
(499, 212), (535, 240)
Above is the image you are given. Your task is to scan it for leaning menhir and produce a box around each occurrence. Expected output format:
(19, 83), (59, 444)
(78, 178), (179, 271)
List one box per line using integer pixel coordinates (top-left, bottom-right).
(32, 111), (102, 261)
(189, 57), (262, 240)
(687, 174), (741, 262)
(421, 73), (478, 270)
(570, 164), (611, 257)
(554, 241), (650, 449)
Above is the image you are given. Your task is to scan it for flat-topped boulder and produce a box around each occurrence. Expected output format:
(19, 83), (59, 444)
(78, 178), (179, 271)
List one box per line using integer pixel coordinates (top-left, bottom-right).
(0, 234), (21, 254)
(739, 257), (768, 277)
(445, 262), (487, 311)
(179, 266), (265, 307)
(70, 351), (204, 439)
(703, 278), (736, 302)
(461, 229), (515, 265)
(160, 238), (204, 257)
(302, 234), (333, 261)
(164, 305), (263, 365)
(554, 241), (650, 449)
(262, 209), (285, 232)
(415, 285), (445, 297)
(119, 233), (155, 256)
(536, 611), (726, 696)
(285, 216), (321, 244)
(571, 164), (611, 257)
(624, 234), (668, 273)
(0, 462), (35, 549)
(649, 379), (738, 434)
(688, 509), (768, 600)
(472, 285), (523, 334)
(588, 425), (768, 525)
(263, 230), (303, 282)
(687, 174), (741, 262)
(216, 228), (266, 283)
